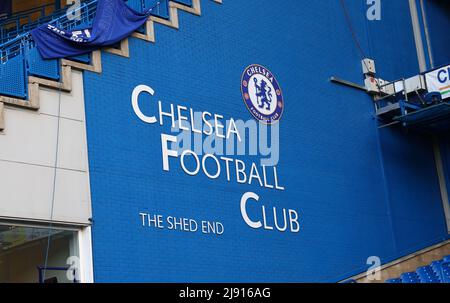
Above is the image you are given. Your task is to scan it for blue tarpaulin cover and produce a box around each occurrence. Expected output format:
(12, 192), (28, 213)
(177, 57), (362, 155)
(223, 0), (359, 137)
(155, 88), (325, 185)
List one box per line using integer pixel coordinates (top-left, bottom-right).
(31, 0), (159, 59)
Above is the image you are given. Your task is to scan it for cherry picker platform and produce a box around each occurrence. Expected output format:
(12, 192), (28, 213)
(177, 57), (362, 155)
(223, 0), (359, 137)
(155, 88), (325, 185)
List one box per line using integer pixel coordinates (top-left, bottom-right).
(362, 60), (450, 133)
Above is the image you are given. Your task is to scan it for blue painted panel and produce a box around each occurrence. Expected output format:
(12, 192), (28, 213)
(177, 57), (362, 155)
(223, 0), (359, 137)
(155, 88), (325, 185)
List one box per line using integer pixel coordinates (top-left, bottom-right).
(148, 0), (169, 19)
(0, 53), (26, 98)
(83, 0), (449, 282)
(173, 0), (193, 6)
(68, 53), (91, 64)
(125, 0), (143, 12)
(26, 47), (59, 80)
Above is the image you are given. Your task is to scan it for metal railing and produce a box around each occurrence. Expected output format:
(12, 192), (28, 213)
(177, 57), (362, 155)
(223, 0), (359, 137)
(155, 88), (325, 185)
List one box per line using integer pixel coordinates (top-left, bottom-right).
(0, 0), (168, 99)
(0, 0), (99, 64)
(0, 0), (170, 64)
(0, 2), (66, 45)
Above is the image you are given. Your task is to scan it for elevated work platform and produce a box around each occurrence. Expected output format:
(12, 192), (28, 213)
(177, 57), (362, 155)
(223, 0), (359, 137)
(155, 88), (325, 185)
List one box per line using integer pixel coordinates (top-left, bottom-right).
(394, 102), (450, 132)
(363, 60), (450, 133)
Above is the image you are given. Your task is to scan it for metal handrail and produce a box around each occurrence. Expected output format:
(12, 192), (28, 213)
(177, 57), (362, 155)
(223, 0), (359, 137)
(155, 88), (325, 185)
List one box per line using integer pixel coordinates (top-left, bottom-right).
(0, 3), (54, 24)
(0, 0), (164, 63)
(0, 0), (99, 62)
(0, 3), (68, 45)
(375, 78), (409, 102)
(0, 4), (51, 31)
(0, 0), (164, 100)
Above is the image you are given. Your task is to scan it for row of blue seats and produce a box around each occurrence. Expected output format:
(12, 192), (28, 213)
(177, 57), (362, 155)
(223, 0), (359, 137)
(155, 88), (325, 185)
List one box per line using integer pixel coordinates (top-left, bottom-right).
(386, 255), (450, 283)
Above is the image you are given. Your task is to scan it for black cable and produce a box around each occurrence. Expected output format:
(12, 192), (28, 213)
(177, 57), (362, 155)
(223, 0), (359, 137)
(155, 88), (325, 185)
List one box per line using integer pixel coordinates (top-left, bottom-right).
(339, 0), (382, 92)
(42, 84), (62, 283)
(42, 82), (62, 283)
(339, 0), (367, 59)
(41, 0), (163, 283)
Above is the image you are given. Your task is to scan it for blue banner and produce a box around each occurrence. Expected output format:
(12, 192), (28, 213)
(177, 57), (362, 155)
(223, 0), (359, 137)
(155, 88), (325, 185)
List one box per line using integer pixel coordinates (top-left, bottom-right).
(31, 0), (159, 59)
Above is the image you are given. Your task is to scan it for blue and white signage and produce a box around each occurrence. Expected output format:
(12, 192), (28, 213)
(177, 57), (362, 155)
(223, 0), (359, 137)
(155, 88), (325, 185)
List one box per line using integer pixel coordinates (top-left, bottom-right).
(131, 84), (300, 234)
(241, 64), (284, 124)
(426, 65), (450, 100)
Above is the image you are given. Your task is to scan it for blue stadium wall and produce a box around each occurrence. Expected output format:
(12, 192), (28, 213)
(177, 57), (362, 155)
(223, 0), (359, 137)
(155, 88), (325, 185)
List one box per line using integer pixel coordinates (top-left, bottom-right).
(425, 0), (450, 202)
(82, 0), (450, 282)
(424, 0), (450, 67)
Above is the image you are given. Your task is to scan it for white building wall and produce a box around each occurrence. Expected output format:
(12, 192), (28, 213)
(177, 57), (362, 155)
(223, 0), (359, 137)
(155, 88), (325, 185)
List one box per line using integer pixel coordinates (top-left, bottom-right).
(0, 70), (92, 225)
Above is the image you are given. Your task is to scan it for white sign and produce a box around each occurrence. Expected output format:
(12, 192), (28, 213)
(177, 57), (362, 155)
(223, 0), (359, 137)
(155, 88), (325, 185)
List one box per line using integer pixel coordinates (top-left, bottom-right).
(425, 65), (450, 100)
(131, 84), (301, 234)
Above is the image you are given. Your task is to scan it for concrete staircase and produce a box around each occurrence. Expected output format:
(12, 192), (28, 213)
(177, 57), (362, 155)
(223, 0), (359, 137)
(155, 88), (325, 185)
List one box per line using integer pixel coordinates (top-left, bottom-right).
(0, 0), (222, 131)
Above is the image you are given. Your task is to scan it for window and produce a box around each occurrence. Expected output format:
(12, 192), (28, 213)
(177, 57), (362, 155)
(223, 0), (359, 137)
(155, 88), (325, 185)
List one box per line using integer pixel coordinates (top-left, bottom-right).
(0, 224), (79, 283)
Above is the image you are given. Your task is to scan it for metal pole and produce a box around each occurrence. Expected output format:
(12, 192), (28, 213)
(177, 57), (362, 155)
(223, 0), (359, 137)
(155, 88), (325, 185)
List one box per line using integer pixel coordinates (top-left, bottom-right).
(433, 138), (450, 234)
(408, 0), (427, 72)
(419, 0), (434, 69)
(410, 0), (450, 236)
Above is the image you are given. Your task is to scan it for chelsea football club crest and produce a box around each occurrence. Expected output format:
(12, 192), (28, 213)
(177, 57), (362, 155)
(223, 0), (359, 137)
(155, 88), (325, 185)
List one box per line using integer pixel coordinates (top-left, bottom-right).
(241, 64), (284, 124)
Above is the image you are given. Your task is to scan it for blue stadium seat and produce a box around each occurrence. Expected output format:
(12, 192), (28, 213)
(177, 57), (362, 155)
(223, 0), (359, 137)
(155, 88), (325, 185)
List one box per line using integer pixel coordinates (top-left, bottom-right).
(431, 260), (444, 282)
(431, 260), (450, 283)
(385, 258), (450, 283)
(400, 272), (420, 283)
(385, 278), (402, 283)
(416, 265), (440, 283)
(441, 262), (450, 283)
